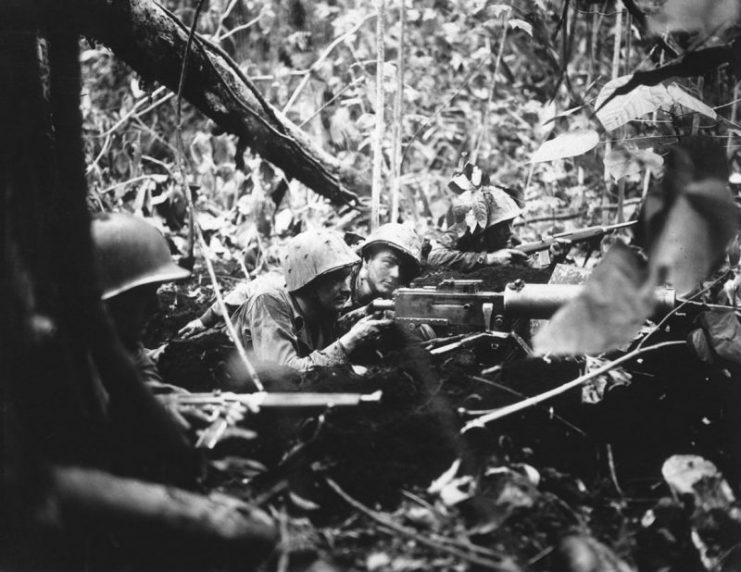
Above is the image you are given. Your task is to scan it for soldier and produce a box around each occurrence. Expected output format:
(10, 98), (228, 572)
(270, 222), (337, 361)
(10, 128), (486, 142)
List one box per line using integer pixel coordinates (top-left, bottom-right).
(427, 165), (529, 271)
(92, 212), (191, 388)
(231, 230), (392, 372)
(349, 222), (423, 305)
(179, 223), (423, 337)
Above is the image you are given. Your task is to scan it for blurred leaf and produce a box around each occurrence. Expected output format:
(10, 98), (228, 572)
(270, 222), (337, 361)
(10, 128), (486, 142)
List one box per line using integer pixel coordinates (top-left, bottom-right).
(604, 147), (663, 182)
(534, 243), (655, 355)
(648, 0), (740, 36)
(649, 179), (737, 294)
(530, 130), (599, 163)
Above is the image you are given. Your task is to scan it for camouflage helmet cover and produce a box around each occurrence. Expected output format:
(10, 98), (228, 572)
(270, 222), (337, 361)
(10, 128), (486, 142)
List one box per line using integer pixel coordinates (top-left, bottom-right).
(92, 212), (190, 300)
(283, 230), (360, 292)
(358, 223), (423, 267)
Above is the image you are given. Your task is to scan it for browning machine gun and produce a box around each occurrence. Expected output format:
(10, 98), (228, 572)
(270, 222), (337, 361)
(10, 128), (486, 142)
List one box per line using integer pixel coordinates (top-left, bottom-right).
(371, 278), (676, 335)
(517, 220), (636, 255)
(162, 391), (383, 449)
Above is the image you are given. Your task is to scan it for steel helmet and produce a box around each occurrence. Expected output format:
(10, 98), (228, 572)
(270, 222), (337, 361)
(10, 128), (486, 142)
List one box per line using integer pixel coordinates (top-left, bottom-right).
(358, 223), (422, 269)
(283, 230), (360, 292)
(92, 212), (190, 300)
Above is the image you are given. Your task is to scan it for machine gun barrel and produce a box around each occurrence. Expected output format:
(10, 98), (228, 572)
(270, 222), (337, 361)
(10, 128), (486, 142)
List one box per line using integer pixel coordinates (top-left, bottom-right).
(518, 220), (636, 254)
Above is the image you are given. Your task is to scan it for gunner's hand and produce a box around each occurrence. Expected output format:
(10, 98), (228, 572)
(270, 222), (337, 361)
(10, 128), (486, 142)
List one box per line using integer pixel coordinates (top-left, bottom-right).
(340, 315), (393, 352)
(548, 239), (570, 263)
(179, 318), (206, 338)
(485, 248), (528, 266)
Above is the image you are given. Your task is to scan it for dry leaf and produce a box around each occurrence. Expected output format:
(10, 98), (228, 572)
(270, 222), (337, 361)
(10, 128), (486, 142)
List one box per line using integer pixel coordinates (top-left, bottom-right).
(533, 243), (655, 355)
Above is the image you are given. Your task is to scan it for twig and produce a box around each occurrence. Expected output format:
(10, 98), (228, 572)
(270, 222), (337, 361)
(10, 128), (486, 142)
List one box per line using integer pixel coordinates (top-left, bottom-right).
(606, 443), (624, 496)
(389, 0), (406, 222)
(462, 341), (685, 432)
(216, 12), (263, 43)
(325, 478), (517, 570)
(371, 0), (387, 230)
(464, 375), (587, 437)
(174, 0), (263, 391)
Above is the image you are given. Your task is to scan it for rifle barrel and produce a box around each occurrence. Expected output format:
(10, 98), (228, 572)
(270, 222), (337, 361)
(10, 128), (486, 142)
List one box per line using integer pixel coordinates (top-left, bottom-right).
(519, 220), (637, 254)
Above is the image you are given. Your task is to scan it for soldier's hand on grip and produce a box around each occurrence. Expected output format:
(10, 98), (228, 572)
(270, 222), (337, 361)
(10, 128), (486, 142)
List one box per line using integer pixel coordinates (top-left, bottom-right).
(486, 248), (528, 266)
(340, 314), (393, 352)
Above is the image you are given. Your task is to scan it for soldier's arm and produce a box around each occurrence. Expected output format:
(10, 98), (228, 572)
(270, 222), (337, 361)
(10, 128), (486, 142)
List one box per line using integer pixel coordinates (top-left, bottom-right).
(427, 242), (487, 271)
(248, 293), (349, 372)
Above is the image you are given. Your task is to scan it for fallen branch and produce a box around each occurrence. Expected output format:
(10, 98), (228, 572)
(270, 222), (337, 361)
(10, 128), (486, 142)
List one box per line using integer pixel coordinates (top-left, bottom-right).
(67, 0), (365, 207)
(325, 477), (520, 571)
(462, 341), (686, 432)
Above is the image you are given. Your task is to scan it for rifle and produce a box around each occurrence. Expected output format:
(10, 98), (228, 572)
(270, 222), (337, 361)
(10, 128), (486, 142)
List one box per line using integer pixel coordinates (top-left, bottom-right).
(162, 391), (383, 449)
(371, 278), (677, 334)
(518, 220), (636, 255)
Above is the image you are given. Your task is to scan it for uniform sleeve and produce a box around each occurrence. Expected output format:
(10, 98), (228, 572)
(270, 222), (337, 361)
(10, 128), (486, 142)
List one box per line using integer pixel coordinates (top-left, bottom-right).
(199, 282), (254, 327)
(247, 293), (349, 372)
(427, 242), (486, 271)
(132, 344), (165, 386)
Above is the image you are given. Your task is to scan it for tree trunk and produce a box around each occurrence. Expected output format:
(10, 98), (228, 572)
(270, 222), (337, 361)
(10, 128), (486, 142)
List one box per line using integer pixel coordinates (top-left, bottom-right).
(63, 0), (365, 208)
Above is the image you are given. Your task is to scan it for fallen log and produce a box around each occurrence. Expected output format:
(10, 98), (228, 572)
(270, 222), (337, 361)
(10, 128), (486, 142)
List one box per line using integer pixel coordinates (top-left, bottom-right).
(64, 0), (365, 208)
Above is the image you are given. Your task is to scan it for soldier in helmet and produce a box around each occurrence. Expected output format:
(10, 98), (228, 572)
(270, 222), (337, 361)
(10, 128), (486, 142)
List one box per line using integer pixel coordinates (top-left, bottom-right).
(230, 230), (392, 372)
(349, 222), (423, 305)
(427, 164), (529, 271)
(92, 212), (191, 389)
(179, 223), (423, 338)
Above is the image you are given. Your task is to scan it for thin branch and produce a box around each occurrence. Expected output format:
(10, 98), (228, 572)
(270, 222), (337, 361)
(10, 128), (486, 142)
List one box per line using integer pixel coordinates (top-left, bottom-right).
(389, 0), (406, 222)
(634, 270), (732, 350)
(371, 0), (387, 230)
(174, 0), (263, 391)
(462, 341), (685, 432)
(325, 478), (518, 571)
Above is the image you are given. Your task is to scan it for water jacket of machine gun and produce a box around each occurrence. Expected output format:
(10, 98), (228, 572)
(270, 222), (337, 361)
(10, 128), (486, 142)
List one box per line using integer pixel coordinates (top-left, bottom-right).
(371, 278), (676, 333)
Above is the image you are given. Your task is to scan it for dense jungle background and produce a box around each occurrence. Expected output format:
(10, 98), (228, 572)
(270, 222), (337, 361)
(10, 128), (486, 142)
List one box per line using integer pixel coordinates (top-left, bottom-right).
(5, 0), (741, 570)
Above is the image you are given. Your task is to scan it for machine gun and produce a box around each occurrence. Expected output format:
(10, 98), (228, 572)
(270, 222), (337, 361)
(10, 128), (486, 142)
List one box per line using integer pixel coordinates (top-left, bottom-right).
(161, 391), (383, 449)
(371, 278), (676, 335)
(517, 220), (636, 255)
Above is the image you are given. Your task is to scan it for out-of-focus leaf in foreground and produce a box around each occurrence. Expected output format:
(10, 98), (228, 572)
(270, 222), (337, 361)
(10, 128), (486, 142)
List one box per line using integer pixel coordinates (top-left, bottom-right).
(640, 139), (737, 295)
(649, 179), (737, 295)
(648, 0), (740, 37)
(534, 243), (654, 355)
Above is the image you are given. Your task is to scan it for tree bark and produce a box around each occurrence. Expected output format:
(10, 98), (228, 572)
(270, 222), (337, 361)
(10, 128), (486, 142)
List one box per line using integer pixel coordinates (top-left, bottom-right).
(64, 0), (366, 208)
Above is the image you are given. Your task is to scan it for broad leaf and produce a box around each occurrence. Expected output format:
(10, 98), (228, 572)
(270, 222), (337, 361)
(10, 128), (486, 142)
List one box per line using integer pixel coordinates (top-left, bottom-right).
(649, 179), (737, 294)
(648, 0), (740, 36)
(533, 243), (655, 355)
(596, 77), (716, 131)
(529, 130), (599, 163)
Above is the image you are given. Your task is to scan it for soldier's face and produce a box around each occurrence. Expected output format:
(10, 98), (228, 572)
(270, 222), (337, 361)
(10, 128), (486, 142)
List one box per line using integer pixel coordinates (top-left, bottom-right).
(106, 284), (159, 349)
(365, 246), (402, 297)
(313, 267), (352, 312)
